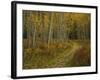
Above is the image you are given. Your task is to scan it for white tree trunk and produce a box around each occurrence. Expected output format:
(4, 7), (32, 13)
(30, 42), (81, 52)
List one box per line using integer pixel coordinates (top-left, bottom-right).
(48, 13), (53, 47)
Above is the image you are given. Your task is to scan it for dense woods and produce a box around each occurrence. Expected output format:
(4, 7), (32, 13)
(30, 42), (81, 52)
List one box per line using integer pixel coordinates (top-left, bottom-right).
(23, 10), (91, 69)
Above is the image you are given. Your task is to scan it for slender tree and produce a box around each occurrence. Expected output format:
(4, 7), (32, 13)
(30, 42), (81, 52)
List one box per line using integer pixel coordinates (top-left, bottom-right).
(48, 12), (54, 47)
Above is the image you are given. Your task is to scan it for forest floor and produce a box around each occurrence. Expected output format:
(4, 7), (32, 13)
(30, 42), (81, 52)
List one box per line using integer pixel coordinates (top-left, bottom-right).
(23, 40), (90, 69)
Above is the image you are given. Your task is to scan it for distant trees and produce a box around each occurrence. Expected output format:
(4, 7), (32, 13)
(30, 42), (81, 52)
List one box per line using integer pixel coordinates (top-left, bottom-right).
(23, 10), (91, 49)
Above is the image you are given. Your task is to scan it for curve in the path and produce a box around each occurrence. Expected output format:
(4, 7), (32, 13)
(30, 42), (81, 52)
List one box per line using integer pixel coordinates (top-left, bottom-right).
(54, 42), (82, 67)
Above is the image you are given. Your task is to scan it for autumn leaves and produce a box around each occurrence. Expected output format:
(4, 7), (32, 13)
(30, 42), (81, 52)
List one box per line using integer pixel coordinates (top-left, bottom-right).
(23, 10), (91, 69)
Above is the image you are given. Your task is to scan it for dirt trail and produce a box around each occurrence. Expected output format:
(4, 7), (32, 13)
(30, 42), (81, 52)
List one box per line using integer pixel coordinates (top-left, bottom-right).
(53, 42), (82, 67)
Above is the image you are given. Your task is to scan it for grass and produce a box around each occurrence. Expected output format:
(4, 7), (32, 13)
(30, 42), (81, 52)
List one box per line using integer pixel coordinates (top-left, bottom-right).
(23, 40), (90, 69)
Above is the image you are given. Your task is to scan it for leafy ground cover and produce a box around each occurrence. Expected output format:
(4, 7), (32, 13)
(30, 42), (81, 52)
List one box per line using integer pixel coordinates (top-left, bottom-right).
(23, 40), (90, 69)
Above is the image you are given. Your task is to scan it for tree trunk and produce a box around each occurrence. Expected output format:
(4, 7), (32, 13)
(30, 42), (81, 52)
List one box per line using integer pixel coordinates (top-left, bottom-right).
(48, 13), (53, 48)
